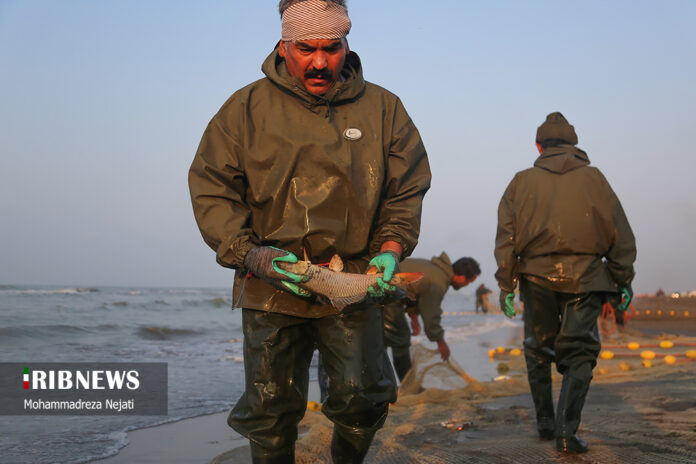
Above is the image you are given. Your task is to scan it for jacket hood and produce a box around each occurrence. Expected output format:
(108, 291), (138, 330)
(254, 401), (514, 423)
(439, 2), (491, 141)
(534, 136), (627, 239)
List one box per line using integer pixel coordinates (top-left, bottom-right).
(431, 252), (454, 282)
(534, 145), (590, 174)
(261, 44), (366, 111)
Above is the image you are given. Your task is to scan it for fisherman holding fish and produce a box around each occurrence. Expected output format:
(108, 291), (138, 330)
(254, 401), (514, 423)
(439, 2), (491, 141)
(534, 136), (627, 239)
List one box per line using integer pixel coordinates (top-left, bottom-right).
(494, 112), (636, 453)
(382, 254), (480, 382)
(189, 1), (431, 462)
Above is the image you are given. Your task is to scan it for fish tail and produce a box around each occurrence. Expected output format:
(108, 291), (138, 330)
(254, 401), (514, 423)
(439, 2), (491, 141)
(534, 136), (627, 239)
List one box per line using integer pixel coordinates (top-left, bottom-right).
(390, 272), (423, 286)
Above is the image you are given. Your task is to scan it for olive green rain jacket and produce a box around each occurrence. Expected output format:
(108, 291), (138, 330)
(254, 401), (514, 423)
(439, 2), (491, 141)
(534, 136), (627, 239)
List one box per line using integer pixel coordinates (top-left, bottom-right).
(189, 47), (431, 317)
(401, 252), (454, 342)
(494, 145), (636, 294)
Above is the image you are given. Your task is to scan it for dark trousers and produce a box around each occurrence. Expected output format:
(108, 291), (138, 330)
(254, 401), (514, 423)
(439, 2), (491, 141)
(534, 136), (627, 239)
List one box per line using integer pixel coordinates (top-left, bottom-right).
(382, 301), (412, 381)
(520, 278), (603, 439)
(521, 278), (603, 378)
(228, 306), (397, 453)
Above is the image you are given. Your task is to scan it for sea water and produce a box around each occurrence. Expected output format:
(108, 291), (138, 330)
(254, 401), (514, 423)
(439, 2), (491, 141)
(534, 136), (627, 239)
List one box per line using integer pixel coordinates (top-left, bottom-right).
(0, 285), (519, 464)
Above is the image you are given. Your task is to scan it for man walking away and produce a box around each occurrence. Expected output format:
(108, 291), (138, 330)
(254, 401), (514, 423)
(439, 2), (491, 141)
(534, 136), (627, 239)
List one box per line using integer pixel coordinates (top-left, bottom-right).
(494, 112), (636, 453)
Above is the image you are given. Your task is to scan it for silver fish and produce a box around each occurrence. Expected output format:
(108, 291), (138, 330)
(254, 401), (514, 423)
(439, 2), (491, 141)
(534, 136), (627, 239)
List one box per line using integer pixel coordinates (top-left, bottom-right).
(276, 254), (422, 311)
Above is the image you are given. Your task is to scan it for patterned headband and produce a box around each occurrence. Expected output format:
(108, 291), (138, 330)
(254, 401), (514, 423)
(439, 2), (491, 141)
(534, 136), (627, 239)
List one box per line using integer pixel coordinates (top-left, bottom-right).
(281, 0), (351, 41)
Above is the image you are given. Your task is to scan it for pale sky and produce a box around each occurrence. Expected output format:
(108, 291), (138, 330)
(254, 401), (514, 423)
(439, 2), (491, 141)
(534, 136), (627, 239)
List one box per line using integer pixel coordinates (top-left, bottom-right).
(1, 1), (694, 293)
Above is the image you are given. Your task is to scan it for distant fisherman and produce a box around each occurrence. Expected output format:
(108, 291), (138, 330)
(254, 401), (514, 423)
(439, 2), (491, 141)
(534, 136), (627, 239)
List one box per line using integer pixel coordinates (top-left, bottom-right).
(494, 112), (636, 453)
(382, 253), (479, 382)
(188, 0), (431, 462)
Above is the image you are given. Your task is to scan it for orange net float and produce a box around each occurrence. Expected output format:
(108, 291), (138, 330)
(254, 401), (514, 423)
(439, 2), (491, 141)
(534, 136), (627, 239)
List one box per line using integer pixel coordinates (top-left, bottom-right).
(602, 342), (696, 349)
(606, 352), (694, 359)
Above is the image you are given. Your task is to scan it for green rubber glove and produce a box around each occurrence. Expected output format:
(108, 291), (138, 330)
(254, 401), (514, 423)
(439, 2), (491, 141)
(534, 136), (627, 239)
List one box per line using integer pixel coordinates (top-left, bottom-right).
(280, 281), (312, 298)
(268, 249), (305, 283)
(499, 292), (516, 318)
(366, 251), (399, 297)
(244, 246), (310, 297)
(617, 286), (633, 312)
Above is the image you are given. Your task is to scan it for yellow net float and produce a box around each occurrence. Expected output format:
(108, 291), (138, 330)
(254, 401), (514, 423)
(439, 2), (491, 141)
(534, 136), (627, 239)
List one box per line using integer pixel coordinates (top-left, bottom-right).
(307, 401), (322, 412)
(657, 310), (663, 316)
(509, 348), (522, 356)
(640, 350), (656, 360)
(686, 350), (696, 359)
(496, 346), (506, 353)
(627, 342), (640, 350)
(669, 311), (675, 316)
(488, 349), (496, 358)
(645, 310), (651, 315)
(619, 361), (632, 371)
(641, 360), (653, 368)
(600, 350), (615, 360)
(664, 355), (677, 365)
(659, 340), (674, 349)
(444, 312), (449, 316)
(597, 367), (609, 375)
(685, 311), (690, 317)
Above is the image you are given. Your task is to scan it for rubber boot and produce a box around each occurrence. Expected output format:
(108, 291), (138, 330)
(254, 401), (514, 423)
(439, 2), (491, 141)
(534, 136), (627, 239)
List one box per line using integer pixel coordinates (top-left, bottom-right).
(555, 375), (590, 453)
(330, 426), (375, 464)
(526, 361), (555, 440)
(392, 352), (412, 382)
(250, 443), (295, 464)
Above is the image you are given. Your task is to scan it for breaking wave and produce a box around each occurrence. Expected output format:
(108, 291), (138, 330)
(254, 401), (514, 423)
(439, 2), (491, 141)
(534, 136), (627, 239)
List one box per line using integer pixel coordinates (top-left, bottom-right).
(0, 287), (100, 295)
(136, 326), (202, 340)
(0, 324), (117, 339)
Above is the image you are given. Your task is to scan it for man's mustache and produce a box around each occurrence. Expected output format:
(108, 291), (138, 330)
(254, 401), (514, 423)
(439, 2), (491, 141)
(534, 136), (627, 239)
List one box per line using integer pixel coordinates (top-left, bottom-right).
(304, 68), (332, 80)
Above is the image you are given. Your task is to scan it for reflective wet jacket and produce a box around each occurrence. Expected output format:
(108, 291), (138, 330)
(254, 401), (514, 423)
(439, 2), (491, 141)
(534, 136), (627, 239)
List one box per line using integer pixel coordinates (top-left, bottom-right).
(495, 145), (636, 294)
(401, 252), (454, 342)
(189, 46), (431, 317)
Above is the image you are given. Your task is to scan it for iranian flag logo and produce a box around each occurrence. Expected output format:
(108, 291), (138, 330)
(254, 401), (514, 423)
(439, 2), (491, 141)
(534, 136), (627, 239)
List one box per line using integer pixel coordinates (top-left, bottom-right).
(23, 367), (29, 389)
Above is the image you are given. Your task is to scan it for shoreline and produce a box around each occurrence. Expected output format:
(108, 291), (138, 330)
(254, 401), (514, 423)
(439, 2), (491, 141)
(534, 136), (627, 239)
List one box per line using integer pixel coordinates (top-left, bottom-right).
(92, 411), (246, 464)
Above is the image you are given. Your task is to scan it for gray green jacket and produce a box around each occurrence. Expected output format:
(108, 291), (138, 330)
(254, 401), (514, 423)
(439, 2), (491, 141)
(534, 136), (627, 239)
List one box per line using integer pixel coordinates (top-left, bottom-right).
(494, 145), (636, 294)
(189, 46), (431, 317)
(401, 252), (453, 342)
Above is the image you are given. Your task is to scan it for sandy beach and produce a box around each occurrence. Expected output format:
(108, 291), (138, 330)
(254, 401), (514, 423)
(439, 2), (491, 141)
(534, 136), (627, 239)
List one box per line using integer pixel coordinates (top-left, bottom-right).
(95, 298), (696, 464)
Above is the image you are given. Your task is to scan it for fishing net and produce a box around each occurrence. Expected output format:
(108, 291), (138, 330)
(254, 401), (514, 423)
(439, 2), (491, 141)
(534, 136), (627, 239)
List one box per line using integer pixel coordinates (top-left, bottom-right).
(399, 344), (484, 395)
